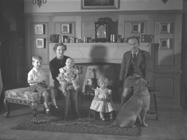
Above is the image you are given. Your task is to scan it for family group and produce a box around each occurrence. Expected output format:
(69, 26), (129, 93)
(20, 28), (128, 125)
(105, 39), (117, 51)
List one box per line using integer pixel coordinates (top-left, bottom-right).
(27, 36), (152, 126)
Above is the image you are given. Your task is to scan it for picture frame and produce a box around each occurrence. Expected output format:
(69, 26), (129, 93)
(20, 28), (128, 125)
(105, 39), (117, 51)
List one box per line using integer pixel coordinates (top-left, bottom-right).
(159, 38), (170, 50)
(160, 23), (171, 34)
(49, 34), (59, 43)
(36, 38), (45, 48)
(81, 0), (119, 9)
(131, 22), (144, 33)
(61, 24), (70, 34)
(35, 24), (44, 34)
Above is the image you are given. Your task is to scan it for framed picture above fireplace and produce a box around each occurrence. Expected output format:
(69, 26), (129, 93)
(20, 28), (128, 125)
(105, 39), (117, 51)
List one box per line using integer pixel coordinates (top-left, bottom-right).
(81, 0), (119, 9)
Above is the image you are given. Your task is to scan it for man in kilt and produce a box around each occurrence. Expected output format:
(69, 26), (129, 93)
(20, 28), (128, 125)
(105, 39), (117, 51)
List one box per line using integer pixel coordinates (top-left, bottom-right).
(119, 36), (152, 105)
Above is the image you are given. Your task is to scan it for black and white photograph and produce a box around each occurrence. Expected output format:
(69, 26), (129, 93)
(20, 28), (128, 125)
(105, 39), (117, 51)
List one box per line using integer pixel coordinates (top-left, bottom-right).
(0, 0), (186, 140)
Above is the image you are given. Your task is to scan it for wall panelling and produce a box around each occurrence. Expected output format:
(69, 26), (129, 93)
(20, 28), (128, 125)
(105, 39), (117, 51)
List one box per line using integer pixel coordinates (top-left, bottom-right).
(25, 11), (182, 107)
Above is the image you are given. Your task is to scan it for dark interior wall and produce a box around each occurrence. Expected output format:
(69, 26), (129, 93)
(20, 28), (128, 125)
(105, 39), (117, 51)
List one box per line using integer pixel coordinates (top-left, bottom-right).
(181, 0), (187, 110)
(0, 0), (25, 111)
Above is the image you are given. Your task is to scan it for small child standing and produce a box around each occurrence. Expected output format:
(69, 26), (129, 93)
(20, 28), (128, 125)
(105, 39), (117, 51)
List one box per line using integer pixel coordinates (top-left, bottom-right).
(90, 77), (115, 121)
(27, 55), (58, 114)
(56, 58), (80, 95)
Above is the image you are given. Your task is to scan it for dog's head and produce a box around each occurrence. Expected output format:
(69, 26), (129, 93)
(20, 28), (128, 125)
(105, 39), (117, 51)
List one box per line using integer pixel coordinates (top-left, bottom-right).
(134, 78), (148, 95)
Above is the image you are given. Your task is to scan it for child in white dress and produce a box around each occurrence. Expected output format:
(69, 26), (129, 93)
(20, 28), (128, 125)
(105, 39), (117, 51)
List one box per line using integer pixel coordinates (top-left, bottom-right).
(90, 77), (115, 120)
(57, 58), (80, 96)
(28, 55), (58, 114)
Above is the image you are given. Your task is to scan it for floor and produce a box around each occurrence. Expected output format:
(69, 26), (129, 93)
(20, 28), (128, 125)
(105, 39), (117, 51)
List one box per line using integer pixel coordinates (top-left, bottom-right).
(0, 98), (187, 140)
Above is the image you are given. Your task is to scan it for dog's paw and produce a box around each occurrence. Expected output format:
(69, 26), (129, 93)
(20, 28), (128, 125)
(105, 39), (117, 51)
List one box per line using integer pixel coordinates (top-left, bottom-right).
(131, 124), (137, 128)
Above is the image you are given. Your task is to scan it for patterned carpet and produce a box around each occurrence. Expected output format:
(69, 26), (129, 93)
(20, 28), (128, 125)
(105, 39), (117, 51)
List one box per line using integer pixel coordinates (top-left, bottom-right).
(12, 110), (141, 136)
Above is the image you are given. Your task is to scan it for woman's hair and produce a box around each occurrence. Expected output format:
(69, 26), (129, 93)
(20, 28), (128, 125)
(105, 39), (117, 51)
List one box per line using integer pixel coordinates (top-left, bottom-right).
(53, 42), (67, 52)
(32, 55), (42, 62)
(98, 77), (109, 85)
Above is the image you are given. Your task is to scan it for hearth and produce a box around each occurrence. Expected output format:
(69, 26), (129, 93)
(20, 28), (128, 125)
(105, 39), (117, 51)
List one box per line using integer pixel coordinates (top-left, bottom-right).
(77, 62), (121, 102)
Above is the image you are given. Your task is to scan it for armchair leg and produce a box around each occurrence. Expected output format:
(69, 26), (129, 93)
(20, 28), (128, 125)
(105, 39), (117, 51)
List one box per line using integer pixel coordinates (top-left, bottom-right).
(3, 99), (10, 118)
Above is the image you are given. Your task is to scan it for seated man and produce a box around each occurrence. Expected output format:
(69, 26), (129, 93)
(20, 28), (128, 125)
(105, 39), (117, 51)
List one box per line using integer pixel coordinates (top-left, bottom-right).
(119, 36), (152, 105)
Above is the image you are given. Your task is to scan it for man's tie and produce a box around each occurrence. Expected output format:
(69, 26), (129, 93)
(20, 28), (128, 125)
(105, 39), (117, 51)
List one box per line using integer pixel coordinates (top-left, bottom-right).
(132, 53), (137, 62)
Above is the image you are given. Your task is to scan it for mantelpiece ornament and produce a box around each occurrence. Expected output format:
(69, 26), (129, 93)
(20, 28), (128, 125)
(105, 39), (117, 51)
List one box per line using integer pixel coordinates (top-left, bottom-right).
(32, 0), (47, 7)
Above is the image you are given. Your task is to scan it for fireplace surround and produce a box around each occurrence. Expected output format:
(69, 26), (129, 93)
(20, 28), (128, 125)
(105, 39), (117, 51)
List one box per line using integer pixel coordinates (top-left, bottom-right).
(48, 42), (151, 101)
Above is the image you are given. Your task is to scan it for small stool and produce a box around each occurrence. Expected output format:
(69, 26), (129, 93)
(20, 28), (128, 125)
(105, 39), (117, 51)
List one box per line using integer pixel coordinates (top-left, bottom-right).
(3, 87), (42, 121)
(148, 87), (159, 120)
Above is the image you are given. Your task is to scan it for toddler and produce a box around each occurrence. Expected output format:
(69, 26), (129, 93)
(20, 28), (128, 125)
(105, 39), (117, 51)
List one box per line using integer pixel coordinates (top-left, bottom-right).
(27, 55), (58, 114)
(57, 58), (80, 96)
(90, 77), (115, 121)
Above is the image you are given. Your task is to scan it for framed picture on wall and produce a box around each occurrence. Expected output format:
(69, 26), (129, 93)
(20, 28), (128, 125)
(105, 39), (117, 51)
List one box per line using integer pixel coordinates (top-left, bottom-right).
(36, 38), (45, 48)
(61, 24), (70, 34)
(160, 23), (171, 34)
(35, 24), (44, 34)
(131, 22), (144, 33)
(159, 38), (170, 50)
(81, 0), (119, 9)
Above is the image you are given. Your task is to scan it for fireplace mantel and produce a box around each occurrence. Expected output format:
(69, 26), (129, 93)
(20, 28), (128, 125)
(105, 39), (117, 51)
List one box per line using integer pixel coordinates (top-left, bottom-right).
(49, 43), (151, 64)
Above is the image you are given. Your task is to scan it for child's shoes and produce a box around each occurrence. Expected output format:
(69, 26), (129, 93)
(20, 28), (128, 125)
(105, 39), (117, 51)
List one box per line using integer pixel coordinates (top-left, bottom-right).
(63, 92), (67, 96)
(101, 117), (105, 121)
(46, 108), (50, 115)
(54, 105), (58, 109)
(110, 116), (113, 120)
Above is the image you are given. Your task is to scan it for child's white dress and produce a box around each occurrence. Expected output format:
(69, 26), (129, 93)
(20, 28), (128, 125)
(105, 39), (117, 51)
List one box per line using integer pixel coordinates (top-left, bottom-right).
(90, 88), (115, 113)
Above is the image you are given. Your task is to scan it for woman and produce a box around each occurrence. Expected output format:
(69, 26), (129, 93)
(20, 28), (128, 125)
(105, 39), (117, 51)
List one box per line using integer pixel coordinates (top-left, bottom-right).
(49, 42), (80, 120)
(49, 42), (69, 89)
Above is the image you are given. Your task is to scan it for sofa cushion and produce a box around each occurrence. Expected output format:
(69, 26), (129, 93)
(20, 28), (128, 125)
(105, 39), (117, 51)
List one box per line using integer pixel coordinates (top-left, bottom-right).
(5, 87), (42, 104)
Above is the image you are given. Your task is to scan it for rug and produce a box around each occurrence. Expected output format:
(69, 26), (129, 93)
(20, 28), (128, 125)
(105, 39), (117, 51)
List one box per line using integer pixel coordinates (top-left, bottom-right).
(12, 111), (141, 136)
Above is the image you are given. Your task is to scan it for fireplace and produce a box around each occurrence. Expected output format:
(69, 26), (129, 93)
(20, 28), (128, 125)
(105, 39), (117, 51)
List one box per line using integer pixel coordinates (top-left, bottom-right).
(49, 42), (151, 102)
(77, 62), (121, 102)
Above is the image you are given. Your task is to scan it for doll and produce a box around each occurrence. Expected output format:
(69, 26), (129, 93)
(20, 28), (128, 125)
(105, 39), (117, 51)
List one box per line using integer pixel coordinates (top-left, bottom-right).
(57, 58), (80, 96)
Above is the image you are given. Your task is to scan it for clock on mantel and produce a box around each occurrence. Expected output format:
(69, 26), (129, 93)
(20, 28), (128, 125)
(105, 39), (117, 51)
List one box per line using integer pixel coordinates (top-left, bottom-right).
(95, 17), (118, 42)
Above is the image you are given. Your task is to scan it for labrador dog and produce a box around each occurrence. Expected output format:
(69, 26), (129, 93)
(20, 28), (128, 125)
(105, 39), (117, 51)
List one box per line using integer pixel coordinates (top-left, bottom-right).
(114, 78), (150, 127)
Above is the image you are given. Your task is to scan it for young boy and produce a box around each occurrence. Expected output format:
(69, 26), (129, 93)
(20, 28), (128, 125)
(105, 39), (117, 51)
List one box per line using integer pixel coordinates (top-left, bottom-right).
(57, 57), (80, 96)
(27, 55), (58, 114)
